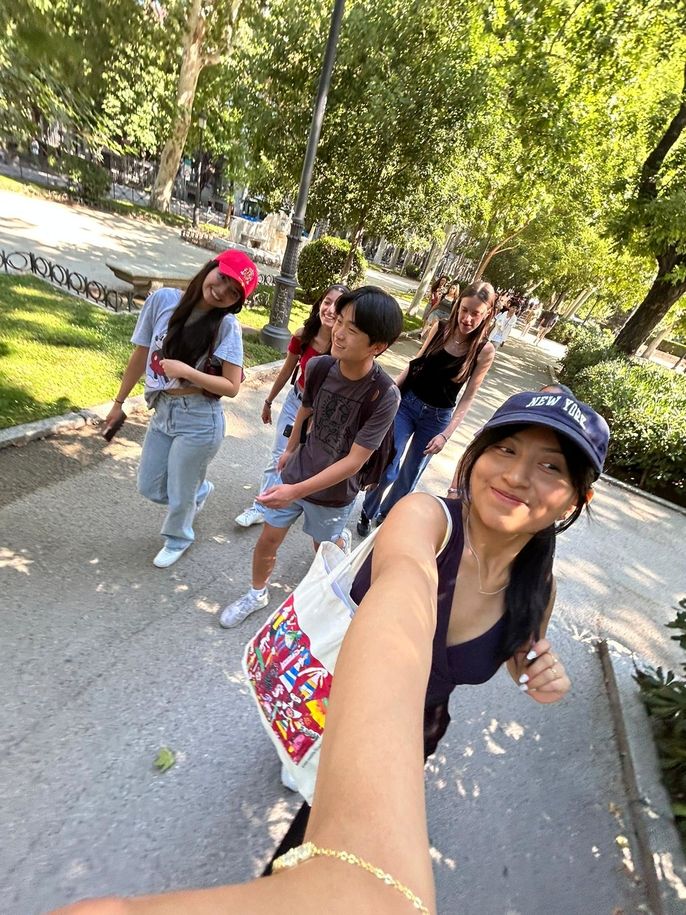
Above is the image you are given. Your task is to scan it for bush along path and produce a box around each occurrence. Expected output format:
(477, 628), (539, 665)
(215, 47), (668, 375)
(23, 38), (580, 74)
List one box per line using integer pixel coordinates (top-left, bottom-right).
(557, 322), (686, 507)
(635, 602), (686, 851)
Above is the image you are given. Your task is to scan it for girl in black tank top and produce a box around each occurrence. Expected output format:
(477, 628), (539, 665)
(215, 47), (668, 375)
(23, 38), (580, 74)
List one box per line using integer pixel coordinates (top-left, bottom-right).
(357, 282), (497, 535)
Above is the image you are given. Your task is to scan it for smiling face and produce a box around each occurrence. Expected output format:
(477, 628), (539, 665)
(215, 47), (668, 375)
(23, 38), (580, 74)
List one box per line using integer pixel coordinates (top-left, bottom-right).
(319, 288), (344, 328)
(330, 303), (383, 363)
(469, 426), (578, 535)
(201, 267), (243, 310)
(457, 295), (491, 336)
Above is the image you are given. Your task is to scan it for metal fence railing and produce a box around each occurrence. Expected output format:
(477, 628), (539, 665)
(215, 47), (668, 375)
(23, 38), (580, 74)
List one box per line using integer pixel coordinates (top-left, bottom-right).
(1, 250), (135, 312)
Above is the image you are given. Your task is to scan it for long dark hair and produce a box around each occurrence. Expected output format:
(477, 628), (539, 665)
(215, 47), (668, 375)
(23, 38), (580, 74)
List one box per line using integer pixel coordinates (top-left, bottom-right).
(430, 274), (450, 295)
(426, 281), (496, 383)
(456, 422), (597, 662)
(299, 284), (349, 351)
(162, 260), (242, 366)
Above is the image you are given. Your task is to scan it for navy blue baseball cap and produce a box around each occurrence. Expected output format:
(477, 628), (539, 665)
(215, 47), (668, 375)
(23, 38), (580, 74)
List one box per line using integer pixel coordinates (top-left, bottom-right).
(481, 390), (610, 475)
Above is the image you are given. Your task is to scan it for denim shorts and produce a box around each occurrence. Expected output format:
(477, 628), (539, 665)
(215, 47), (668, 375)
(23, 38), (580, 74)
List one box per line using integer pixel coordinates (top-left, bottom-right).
(261, 497), (354, 543)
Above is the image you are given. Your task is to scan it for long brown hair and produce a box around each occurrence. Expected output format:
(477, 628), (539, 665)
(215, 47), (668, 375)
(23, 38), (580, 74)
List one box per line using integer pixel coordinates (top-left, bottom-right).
(300, 284), (349, 351)
(426, 280), (496, 382)
(163, 259), (241, 367)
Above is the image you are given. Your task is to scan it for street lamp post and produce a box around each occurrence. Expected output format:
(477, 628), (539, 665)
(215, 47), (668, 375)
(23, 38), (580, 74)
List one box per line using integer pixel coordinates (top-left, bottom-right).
(192, 111), (207, 228)
(261, 0), (346, 352)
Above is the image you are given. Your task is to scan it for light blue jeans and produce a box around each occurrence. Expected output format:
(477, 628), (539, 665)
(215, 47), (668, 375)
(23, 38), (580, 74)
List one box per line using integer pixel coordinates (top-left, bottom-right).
(361, 389), (453, 521)
(138, 394), (225, 549)
(252, 385), (302, 514)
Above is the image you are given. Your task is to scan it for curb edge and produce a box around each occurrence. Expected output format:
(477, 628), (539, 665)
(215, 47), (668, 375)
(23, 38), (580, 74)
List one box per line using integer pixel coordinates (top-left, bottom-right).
(598, 639), (686, 915)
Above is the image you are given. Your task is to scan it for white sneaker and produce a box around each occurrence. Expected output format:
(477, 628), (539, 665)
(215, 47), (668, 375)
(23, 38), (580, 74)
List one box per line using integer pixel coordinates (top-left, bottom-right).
(219, 588), (269, 628)
(280, 762), (300, 793)
(338, 527), (352, 556)
(195, 481), (214, 513)
(153, 543), (190, 568)
(235, 506), (265, 527)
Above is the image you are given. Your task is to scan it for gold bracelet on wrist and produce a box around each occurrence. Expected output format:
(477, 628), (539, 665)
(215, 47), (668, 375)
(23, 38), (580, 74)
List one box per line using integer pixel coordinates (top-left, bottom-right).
(272, 841), (430, 913)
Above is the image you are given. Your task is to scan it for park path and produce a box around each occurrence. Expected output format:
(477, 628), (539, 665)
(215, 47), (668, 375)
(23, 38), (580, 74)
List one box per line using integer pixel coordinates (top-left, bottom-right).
(0, 186), (417, 299)
(4, 323), (684, 913)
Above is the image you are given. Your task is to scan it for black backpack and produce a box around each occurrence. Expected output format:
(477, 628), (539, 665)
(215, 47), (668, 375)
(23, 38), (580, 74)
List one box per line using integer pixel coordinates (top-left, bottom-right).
(306, 356), (397, 490)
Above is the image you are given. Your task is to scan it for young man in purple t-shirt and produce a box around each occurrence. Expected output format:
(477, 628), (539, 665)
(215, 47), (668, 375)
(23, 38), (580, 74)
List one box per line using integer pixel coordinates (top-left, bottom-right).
(219, 286), (403, 628)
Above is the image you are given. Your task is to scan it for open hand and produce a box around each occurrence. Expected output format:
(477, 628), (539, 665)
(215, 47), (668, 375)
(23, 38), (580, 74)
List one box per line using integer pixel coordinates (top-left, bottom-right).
(515, 638), (570, 705)
(424, 433), (448, 455)
(276, 451), (293, 473)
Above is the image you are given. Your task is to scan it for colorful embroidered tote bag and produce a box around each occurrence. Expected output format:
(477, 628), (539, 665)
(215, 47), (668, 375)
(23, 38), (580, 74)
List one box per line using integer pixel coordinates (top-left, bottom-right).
(242, 530), (381, 803)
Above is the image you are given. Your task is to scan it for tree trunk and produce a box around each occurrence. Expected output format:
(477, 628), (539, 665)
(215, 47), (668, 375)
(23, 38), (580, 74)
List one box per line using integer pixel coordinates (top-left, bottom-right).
(642, 320), (674, 359)
(614, 251), (686, 355)
(564, 287), (595, 319)
(150, 0), (207, 212)
(341, 221), (365, 281)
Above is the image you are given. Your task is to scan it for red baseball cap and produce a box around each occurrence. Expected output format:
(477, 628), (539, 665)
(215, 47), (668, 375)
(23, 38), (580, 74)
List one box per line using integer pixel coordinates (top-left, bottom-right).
(216, 249), (259, 303)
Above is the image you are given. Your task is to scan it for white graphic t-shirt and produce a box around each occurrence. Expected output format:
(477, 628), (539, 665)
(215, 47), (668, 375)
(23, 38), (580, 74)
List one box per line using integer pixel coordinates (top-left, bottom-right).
(131, 287), (243, 405)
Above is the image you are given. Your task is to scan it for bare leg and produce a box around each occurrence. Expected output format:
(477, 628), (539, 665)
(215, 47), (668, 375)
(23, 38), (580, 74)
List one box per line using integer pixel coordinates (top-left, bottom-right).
(252, 523), (290, 589)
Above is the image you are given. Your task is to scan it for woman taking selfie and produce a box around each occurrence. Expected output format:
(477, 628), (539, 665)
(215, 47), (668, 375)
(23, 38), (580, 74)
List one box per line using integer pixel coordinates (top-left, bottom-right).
(266, 387), (609, 870)
(105, 249), (258, 568)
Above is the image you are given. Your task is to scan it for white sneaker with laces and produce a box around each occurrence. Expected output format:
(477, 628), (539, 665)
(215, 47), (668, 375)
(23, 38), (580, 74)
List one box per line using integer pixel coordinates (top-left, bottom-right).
(235, 506), (265, 527)
(337, 527), (352, 556)
(280, 762), (300, 793)
(195, 481), (214, 514)
(219, 588), (269, 628)
(153, 543), (190, 568)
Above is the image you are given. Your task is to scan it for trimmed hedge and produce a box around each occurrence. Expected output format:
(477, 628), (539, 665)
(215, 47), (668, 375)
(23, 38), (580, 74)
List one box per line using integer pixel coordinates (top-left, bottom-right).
(404, 263), (421, 278)
(297, 236), (367, 301)
(559, 331), (686, 498)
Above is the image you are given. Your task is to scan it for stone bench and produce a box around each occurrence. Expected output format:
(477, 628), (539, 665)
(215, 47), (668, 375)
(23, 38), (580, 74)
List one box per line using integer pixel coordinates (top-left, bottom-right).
(106, 262), (191, 299)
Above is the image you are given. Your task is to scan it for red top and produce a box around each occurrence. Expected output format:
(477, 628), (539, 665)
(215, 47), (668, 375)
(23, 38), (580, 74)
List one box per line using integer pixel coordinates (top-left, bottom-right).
(288, 335), (325, 388)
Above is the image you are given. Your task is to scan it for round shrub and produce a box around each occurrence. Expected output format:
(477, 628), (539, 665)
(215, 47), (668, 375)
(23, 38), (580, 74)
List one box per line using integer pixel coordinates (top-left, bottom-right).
(404, 263), (421, 278)
(297, 236), (367, 300)
(558, 324), (617, 380)
(63, 154), (110, 205)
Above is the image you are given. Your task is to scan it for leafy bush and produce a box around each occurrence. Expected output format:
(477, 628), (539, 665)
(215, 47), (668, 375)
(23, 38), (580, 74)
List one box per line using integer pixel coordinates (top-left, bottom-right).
(297, 236), (367, 300)
(558, 323), (617, 380)
(404, 263), (421, 278)
(635, 606), (686, 845)
(571, 358), (686, 493)
(548, 317), (606, 346)
(62, 154), (110, 205)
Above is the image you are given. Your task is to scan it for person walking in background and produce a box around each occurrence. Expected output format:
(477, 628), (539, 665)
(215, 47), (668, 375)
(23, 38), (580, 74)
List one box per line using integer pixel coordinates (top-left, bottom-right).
(520, 300), (541, 337)
(219, 287), (403, 629)
(104, 250), (258, 568)
(422, 273), (450, 322)
(534, 308), (561, 345)
(234, 284), (349, 528)
(357, 281), (496, 536)
(421, 280), (460, 338)
(489, 302), (518, 348)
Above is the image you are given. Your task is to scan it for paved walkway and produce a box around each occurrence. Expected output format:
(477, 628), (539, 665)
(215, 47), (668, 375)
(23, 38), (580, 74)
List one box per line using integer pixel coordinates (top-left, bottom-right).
(4, 325), (684, 913)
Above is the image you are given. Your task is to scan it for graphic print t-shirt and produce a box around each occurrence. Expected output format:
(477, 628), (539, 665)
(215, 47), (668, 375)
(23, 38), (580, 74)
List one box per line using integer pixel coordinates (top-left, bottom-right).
(131, 287), (243, 405)
(280, 356), (400, 507)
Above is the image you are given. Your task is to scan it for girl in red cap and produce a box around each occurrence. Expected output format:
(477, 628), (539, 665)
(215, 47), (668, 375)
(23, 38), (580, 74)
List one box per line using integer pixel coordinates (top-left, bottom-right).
(105, 250), (258, 568)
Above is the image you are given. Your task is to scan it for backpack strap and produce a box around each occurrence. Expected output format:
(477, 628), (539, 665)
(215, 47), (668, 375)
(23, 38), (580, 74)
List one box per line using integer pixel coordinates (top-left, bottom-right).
(359, 363), (395, 427)
(304, 354), (336, 402)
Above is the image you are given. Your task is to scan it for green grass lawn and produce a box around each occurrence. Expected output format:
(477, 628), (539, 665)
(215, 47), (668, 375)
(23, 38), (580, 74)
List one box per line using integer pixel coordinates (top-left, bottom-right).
(0, 275), (280, 429)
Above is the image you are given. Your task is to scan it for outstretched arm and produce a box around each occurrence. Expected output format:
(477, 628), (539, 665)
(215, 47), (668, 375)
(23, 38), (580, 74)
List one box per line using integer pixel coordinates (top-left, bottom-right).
(51, 494), (446, 914)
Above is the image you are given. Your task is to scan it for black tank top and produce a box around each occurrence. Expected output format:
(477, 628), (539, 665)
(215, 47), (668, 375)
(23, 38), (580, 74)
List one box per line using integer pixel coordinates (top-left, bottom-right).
(350, 498), (506, 709)
(405, 323), (485, 408)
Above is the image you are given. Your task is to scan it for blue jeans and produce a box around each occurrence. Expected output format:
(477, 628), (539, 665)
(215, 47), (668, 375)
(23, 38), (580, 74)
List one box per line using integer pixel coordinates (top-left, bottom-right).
(361, 390), (453, 520)
(253, 385), (302, 515)
(137, 394), (225, 549)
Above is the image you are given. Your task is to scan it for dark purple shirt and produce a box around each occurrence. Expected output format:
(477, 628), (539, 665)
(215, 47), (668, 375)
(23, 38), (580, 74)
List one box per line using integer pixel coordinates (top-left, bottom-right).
(350, 497), (505, 708)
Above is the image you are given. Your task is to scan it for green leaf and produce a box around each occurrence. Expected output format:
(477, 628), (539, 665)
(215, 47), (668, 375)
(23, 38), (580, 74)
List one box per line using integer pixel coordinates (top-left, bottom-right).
(153, 747), (176, 773)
